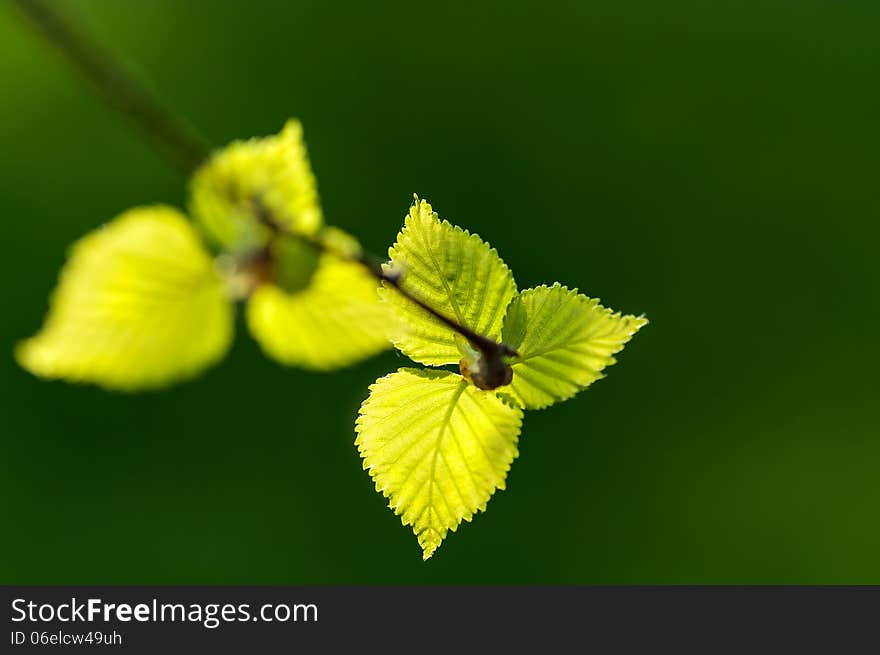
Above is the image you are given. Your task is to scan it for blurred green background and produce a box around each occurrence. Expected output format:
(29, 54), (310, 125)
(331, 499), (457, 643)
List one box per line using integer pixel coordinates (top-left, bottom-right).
(1, 0), (878, 583)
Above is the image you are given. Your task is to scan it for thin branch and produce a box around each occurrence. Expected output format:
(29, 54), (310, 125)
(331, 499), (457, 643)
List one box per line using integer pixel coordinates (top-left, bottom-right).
(14, 0), (518, 379)
(12, 0), (209, 172)
(252, 202), (518, 362)
(306, 231), (516, 359)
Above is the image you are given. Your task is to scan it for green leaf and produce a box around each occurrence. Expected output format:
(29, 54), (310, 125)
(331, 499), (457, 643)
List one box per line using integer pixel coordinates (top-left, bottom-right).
(379, 199), (517, 366)
(189, 119), (322, 251)
(16, 206), (234, 391)
(501, 283), (647, 409)
(270, 234), (321, 294)
(356, 368), (523, 559)
(247, 253), (392, 370)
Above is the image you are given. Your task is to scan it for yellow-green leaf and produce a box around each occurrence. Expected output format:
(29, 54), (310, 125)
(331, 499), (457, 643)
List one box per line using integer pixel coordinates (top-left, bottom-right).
(16, 206), (234, 391)
(247, 253), (392, 370)
(501, 283), (647, 409)
(189, 119), (322, 251)
(379, 199), (517, 366)
(356, 368), (523, 559)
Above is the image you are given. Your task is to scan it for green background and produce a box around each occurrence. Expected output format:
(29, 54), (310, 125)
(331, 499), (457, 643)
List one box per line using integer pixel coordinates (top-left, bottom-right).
(1, 0), (878, 583)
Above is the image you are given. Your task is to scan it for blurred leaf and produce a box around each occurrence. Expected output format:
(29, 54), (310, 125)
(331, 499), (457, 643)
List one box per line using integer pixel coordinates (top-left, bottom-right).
(189, 119), (322, 251)
(317, 226), (363, 260)
(247, 252), (392, 370)
(379, 198), (517, 366)
(270, 234), (321, 293)
(502, 284), (647, 410)
(356, 368), (523, 559)
(16, 206), (234, 391)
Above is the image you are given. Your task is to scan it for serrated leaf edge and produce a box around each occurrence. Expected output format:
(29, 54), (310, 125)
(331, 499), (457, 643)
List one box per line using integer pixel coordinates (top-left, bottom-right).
(504, 282), (648, 410)
(355, 366), (524, 559)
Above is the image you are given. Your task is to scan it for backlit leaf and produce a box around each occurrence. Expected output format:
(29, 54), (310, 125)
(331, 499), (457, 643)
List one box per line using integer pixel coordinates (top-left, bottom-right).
(247, 253), (392, 370)
(16, 206), (234, 391)
(501, 283), (647, 409)
(356, 368), (523, 559)
(189, 119), (322, 251)
(379, 199), (517, 366)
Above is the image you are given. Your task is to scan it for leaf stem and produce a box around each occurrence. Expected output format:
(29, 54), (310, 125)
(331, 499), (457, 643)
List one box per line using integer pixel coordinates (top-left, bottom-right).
(14, 0), (518, 368)
(251, 202), (517, 361)
(317, 234), (517, 360)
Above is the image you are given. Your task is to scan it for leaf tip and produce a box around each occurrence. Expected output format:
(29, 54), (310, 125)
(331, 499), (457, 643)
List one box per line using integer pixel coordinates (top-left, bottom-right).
(419, 529), (442, 560)
(13, 337), (40, 378)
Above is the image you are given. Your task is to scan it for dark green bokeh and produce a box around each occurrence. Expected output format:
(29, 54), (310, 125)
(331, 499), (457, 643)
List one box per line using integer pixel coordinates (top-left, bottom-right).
(1, 0), (878, 583)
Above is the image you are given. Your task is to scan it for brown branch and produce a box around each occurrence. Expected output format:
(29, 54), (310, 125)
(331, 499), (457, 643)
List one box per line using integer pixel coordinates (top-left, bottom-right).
(306, 231), (516, 359)
(12, 0), (209, 172)
(252, 201), (518, 363)
(15, 0), (518, 384)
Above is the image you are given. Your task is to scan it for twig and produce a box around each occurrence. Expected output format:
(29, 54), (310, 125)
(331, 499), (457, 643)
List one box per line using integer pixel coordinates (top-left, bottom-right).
(12, 0), (209, 172)
(14, 0), (518, 383)
(252, 202), (517, 363)
(305, 230), (516, 359)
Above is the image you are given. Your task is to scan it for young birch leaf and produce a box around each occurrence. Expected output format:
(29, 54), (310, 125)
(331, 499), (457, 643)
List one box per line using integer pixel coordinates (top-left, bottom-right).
(247, 252), (392, 370)
(501, 283), (647, 410)
(379, 199), (517, 365)
(189, 119), (322, 251)
(16, 206), (234, 391)
(356, 368), (523, 559)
